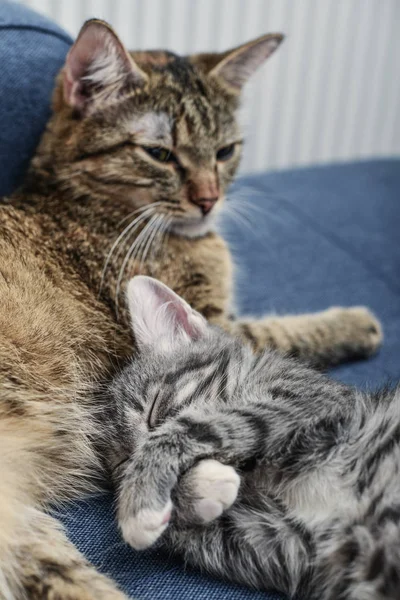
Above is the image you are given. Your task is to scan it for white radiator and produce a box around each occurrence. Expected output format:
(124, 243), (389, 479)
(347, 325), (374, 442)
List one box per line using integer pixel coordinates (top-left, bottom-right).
(18, 0), (400, 173)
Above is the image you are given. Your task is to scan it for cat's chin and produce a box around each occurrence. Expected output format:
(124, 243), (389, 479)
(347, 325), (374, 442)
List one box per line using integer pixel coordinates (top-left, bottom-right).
(170, 215), (216, 238)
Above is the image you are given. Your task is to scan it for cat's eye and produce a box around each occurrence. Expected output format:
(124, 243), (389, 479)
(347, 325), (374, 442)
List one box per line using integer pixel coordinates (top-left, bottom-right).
(216, 143), (236, 161)
(142, 146), (175, 164)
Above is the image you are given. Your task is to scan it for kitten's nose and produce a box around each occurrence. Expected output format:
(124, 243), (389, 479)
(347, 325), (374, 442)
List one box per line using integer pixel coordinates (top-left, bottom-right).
(192, 196), (218, 215)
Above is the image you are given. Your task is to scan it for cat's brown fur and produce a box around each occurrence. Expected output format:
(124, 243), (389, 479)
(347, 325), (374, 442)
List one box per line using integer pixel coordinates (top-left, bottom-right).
(0, 19), (381, 599)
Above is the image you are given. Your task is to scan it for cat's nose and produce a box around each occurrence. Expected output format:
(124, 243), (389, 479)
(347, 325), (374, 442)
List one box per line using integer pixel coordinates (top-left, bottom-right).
(188, 177), (219, 215)
(192, 196), (219, 215)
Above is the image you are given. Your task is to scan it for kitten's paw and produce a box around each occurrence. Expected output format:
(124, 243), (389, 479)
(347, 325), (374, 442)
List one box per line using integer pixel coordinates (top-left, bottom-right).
(120, 499), (172, 550)
(189, 459), (240, 523)
(328, 306), (383, 358)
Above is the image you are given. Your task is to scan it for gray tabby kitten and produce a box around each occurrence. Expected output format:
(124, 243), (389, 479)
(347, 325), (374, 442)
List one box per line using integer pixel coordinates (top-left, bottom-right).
(101, 276), (400, 600)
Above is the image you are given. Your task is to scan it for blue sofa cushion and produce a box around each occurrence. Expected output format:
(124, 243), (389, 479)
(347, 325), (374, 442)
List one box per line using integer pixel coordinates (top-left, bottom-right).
(1, 2), (399, 598)
(0, 0), (71, 196)
(230, 160), (400, 389)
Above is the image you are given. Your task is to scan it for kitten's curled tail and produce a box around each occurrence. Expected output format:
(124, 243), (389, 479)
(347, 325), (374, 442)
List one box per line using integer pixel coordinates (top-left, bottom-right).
(316, 511), (400, 600)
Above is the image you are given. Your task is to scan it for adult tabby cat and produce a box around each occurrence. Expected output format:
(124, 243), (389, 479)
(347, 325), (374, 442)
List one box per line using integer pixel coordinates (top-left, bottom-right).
(106, 276), (400, 600)
(0, 17), (382, 599)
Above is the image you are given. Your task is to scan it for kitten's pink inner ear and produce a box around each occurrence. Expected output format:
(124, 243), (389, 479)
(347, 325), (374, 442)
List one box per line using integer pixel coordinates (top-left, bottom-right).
(127, 276), (208, 350)
(64, 19), (147, 111)
(209, 33), (284, 93)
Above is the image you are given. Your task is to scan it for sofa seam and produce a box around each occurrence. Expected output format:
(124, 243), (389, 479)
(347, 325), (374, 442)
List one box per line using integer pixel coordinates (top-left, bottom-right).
(0, 23), (72, 46)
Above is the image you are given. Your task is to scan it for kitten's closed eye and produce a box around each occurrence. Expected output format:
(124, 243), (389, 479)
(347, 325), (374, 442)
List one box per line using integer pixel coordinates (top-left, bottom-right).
(148, 390), (163, 429)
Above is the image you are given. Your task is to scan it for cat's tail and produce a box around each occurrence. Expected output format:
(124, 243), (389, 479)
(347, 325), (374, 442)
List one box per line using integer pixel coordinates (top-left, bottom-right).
(0, 411), (128, 599)
(315, 510), (400, 600)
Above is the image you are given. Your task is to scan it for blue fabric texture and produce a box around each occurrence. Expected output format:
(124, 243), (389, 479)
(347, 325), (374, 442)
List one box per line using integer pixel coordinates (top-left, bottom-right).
(0, 0), (71, 196)
(229, 161), (400, 390)
(1, 2), (400, 598)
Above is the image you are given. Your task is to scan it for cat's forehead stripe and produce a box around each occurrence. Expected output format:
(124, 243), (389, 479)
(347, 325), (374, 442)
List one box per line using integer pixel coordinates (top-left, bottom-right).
(128, 112), (172, 143)
(126, 107), (217, 151)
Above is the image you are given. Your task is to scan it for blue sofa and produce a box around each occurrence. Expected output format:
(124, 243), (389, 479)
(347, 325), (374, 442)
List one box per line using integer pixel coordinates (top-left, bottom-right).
(1, 2), (399, 598)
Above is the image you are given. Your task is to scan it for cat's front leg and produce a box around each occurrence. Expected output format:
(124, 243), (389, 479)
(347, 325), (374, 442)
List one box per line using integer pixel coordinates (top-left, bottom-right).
(116, 433), (179, 550)
(118, 457), (240, 549)
(211, 306), (382, 368)
(116, 412), (254, 549)
(171, 459), (240, 525)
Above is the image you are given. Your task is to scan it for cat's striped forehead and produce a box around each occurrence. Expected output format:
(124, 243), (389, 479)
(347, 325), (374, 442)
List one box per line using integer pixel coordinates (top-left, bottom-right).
(124, 51), (240, 147)
(125, 107), (224, 149)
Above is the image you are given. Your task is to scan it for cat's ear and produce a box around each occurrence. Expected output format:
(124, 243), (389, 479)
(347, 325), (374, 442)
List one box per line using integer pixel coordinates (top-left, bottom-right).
(196, 33), (283, 94)
(126, 276), (208, 351)
(63, 19), (147, 113)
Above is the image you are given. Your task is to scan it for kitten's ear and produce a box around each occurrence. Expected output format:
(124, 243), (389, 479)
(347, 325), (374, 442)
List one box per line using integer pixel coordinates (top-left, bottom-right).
(63, 19), (147, 113)
(127, 276), (208, 351)
(197, 33), (283, 94)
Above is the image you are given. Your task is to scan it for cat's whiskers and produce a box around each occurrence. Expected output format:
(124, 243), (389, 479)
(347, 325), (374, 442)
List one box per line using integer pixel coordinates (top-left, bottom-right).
(149, 215), (170, 263)
(111, 209), (160, 268)
(115, 214), (159, 317)
(117, 212), (171, 308)
(99, 207), (155, 296)
(129, 212), (171, 280)
(138, 214), (166, 272)
(157, 215), (172, 260)
(126, 214), (159, 273)
(229, 187), (288, 227)
(228, 192), (260, 218)
(224, 194), (298, 257)
(227, 188), (271, 219)
(222, 203), (255, 236)
(146, 213), (172, 265)
(231, 201), (259, 226)
(115, 202), (163, 229)
(99, 204), (161, 297)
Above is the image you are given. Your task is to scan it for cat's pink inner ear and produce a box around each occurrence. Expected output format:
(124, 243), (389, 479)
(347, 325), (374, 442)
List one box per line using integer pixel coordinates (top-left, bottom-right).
(63, 19), (147, 111)
(127, 276), (208, 351)
(209, 33), (284, 93)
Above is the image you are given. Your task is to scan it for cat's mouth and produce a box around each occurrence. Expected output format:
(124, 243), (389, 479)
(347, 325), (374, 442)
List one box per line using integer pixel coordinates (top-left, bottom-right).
(170, 211), (218, 239)
(168, 196), (224, 238)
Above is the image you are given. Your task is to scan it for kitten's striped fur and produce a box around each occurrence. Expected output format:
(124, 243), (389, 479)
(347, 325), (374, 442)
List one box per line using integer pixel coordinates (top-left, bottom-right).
(105, 277), (400, 600)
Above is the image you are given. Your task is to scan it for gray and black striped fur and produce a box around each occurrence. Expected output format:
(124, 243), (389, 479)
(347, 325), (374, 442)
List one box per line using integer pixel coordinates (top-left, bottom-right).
(102, 276), (400, 600)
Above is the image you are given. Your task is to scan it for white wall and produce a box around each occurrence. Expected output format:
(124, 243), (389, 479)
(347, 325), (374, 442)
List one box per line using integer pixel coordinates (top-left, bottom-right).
(17, 0), (400, 173)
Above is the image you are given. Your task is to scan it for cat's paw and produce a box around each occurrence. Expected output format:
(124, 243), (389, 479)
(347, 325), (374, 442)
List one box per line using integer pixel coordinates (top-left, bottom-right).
(326, 306), (383, 360)
(188, 459), (240, 523)
(120, 499), (172, 550)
